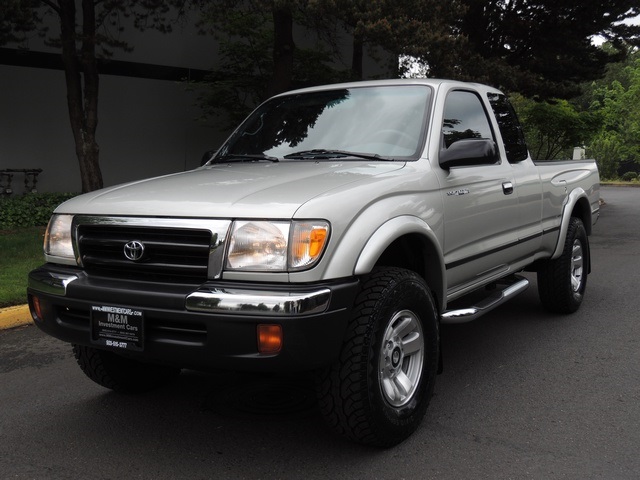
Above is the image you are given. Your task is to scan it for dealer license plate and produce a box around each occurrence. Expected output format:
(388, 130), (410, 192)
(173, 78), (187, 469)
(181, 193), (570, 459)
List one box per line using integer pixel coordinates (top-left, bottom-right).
(90, 305), (144, 351)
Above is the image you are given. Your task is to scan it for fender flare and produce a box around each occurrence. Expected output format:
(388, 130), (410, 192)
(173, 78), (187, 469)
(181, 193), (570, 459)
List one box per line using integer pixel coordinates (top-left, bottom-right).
(551, 187), (591, 260)
(354, 216), (446, 308)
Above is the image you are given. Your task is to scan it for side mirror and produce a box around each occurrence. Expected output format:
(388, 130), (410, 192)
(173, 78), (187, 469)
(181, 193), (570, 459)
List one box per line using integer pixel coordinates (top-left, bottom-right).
(439, 138), (499, 169)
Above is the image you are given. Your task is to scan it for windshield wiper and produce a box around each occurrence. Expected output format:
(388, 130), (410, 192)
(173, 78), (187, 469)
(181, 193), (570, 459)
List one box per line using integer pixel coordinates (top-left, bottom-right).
(283, 149), (389, 161)
(214, 153), (280, 163)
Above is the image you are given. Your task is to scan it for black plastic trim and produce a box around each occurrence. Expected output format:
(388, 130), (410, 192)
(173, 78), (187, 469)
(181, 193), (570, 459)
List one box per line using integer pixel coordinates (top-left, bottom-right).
(445, 228), (558, 270)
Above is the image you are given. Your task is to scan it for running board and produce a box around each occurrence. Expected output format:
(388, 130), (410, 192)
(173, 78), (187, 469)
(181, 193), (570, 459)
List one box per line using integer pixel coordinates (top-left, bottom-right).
(441, 276), (530, 324)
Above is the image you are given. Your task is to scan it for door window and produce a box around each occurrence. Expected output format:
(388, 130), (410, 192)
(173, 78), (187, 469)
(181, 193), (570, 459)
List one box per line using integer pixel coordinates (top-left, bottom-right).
(442, 91), (495, 149)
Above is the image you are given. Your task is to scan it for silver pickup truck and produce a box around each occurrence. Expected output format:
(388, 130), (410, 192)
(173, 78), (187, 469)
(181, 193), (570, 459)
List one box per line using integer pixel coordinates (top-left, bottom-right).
(28, 79), (599, 446)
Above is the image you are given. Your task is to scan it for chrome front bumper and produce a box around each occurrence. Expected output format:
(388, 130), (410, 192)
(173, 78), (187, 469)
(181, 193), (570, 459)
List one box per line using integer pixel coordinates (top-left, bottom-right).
(29, 269), (332, 317)
(185, 287), (331, 316)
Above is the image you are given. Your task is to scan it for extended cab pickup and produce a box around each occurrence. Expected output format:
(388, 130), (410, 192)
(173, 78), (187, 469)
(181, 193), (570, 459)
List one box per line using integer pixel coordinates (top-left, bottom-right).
(28, 79), (600, 446)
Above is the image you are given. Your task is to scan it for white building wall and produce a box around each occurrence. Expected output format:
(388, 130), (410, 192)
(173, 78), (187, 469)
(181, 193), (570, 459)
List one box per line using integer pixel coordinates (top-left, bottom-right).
(0, 64), (225, 193)
(1, 65), (78, 192)
(0, 10), (225, 194)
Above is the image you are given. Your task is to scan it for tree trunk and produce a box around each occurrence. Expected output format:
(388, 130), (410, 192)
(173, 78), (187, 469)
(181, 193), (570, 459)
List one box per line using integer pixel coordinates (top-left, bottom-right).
(58, 0), (103, 193)
(268, 7), (294, 97)
(351, 33), (363, 80)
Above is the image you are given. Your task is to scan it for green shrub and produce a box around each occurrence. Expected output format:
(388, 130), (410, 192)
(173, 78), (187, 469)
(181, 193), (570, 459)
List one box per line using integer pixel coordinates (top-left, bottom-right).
(0, 226), (45, 307)
(0, 192), (78, 228)
(621, 171), (638, 182)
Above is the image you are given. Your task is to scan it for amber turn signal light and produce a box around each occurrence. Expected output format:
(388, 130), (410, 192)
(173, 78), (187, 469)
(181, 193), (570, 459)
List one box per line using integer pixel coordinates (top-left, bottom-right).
(257, 324), (283, 354)
(30, 295), (43, 322)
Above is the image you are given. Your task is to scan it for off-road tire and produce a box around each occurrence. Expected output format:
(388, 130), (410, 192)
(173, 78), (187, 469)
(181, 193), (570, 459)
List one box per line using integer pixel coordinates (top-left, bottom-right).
(317, 267), (439, 447)
(73, 345), (181, 393)
(537, 217), (589, 314)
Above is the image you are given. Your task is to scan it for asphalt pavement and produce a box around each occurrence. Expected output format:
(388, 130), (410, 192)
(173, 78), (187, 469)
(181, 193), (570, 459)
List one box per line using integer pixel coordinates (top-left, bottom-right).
(1, 185), (639, 479)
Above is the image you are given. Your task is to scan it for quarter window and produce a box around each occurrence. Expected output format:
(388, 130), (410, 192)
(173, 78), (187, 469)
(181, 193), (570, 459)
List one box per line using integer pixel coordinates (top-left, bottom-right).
(487, 93), (528, 163)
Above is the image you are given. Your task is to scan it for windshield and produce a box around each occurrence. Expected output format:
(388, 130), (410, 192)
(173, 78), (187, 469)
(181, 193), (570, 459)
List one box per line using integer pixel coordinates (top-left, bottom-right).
(215, 85), (432, 161)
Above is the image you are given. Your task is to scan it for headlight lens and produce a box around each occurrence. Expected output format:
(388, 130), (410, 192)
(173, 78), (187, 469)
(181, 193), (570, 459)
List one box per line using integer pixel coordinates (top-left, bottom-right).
(227, 221), (290, 271)
(226, 220), (330, 272)
(44, 214), (75, 261)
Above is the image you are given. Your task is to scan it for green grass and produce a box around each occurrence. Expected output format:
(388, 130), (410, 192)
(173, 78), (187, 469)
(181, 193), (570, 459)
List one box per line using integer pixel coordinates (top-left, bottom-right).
(0, 227), (46, 307)
(601, 180), (640, 187)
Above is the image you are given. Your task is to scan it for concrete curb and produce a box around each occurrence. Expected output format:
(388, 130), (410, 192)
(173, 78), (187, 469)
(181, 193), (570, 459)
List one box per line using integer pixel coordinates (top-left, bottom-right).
(0, 304), (32, 330)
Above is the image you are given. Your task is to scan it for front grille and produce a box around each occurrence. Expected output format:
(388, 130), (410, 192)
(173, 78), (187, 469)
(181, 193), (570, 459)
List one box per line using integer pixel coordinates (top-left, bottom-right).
(77, 225), (212, 283)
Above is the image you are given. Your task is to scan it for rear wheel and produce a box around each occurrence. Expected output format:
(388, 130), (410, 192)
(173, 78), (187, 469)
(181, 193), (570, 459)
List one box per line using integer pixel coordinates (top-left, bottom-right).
(72, 345), (181, 393)
(317, 267), (439, 447)
(537, 217), (589, 314)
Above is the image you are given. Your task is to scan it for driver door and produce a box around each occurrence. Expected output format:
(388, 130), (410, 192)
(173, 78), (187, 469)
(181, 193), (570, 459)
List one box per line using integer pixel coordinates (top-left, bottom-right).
(435, 89), (521, 297)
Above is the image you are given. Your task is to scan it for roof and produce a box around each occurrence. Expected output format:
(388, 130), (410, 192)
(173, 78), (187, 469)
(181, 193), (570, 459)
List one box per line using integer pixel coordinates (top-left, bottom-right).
(278, 78), (503, 97)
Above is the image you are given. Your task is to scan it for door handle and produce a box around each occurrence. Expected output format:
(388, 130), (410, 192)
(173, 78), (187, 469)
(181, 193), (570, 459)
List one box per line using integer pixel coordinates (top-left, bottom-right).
(502, 182), (514, 195)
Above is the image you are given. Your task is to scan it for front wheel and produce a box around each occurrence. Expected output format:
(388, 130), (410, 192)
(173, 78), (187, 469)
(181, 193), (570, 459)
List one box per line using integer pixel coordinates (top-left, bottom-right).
(317, 267), (439, 447)
(537, 217), (589, 314)
(73, 345), (181, 393)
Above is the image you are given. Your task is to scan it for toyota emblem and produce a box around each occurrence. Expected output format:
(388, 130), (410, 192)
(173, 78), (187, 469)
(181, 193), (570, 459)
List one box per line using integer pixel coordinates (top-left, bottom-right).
(123, 240), (145, 261)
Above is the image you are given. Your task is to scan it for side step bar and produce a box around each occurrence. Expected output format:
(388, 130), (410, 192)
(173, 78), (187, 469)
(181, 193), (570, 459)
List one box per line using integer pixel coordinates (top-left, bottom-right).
(441, 275), (530, 324)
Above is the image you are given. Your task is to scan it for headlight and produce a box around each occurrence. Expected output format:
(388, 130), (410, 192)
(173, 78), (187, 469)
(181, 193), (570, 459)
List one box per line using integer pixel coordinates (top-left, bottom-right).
(226, 220), (330, 272)
(44, 214), (76, 263)
(226, 221), (290, 271)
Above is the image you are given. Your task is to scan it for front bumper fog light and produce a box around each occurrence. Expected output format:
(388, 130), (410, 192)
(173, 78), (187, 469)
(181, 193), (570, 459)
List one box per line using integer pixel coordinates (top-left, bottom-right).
(257, 324), (283, 354)
(30, 295), (44, 322)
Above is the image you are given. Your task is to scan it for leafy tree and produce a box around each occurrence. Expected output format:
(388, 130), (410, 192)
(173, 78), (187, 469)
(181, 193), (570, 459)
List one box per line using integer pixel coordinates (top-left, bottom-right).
(589, 131), (625, 179)
(196, 0), (465, 123)
(195, 0), (350, 127)
(311, 0), (466, 79)
(511, 95), (596, 160)
(457, 0), (640, 99)
(1, 0), (190, 193)
(509, 47), (640, 176)
(586, 54), (640, 178)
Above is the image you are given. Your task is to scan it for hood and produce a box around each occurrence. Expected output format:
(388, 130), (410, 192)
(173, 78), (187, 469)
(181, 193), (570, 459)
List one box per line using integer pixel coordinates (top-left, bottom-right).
(56, 161), (405, 218)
